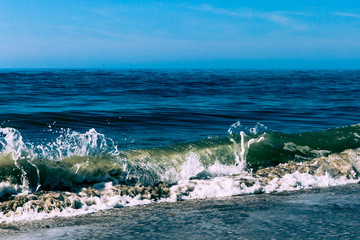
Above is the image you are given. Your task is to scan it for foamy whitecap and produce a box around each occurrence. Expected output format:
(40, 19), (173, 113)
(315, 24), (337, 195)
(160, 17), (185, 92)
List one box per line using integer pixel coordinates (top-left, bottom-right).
(1, 125), (360, 223)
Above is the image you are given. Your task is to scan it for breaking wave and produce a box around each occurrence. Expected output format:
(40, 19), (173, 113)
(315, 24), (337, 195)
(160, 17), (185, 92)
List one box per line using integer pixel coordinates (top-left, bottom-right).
(1, 122), (360, 222)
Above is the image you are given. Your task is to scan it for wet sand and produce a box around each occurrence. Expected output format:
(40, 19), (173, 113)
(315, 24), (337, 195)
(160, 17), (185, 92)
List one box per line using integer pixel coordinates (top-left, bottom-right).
(2, 183), (360, 239)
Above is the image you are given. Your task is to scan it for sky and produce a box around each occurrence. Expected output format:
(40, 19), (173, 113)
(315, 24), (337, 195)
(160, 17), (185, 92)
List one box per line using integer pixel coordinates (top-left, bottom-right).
(0, 0), (360, 69)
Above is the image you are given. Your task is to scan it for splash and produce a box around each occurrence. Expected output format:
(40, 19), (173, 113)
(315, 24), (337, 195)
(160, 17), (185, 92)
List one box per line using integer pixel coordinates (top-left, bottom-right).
(0, 128), (38, 193)
(0, 128), (123, 195)
(34, 128), (118, 160)
(228, 122), (266, 169)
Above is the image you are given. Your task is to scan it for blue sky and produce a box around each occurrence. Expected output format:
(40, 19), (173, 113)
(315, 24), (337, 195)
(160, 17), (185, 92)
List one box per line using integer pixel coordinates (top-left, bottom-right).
(1, 0), (360, 68)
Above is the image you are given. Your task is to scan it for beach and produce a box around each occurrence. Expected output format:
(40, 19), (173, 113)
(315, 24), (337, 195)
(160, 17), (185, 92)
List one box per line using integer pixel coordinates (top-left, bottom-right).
(2, 183), (360, 239)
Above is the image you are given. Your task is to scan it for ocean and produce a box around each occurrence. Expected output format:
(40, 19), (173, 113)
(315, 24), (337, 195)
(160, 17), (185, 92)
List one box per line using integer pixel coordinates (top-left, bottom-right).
(1, 69), (360, 223)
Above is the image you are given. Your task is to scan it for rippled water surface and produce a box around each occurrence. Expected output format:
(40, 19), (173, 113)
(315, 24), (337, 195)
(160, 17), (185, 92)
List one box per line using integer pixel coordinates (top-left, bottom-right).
(1, 69), (359, 148)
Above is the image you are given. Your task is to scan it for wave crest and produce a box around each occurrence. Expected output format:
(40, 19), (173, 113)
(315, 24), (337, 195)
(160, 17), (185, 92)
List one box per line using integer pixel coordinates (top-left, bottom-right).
(1, 123), (360, 202)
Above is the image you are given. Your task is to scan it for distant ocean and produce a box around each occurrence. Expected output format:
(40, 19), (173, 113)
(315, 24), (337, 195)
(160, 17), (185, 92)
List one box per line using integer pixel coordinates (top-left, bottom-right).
(1, 69), (360, 222)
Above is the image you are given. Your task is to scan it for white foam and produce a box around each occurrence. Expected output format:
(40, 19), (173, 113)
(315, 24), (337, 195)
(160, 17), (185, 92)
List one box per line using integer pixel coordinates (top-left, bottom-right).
(0, 182), (153, 223)
(263, 171), (358, 193)
(171, 170), (358, 202)
(1, 169), (358, 224)
(208, 161), (244, 176)
(170, 175), (261, 200)
(179, 152), (205, 180)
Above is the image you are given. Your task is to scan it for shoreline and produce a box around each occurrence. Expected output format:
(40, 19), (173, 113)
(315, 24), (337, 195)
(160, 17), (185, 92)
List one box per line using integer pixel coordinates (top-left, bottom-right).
(2, 183), (360, 239)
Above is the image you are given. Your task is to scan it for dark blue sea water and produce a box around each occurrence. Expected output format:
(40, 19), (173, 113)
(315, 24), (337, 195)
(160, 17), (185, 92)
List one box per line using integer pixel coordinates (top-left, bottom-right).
(1, 69), (360, 149)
